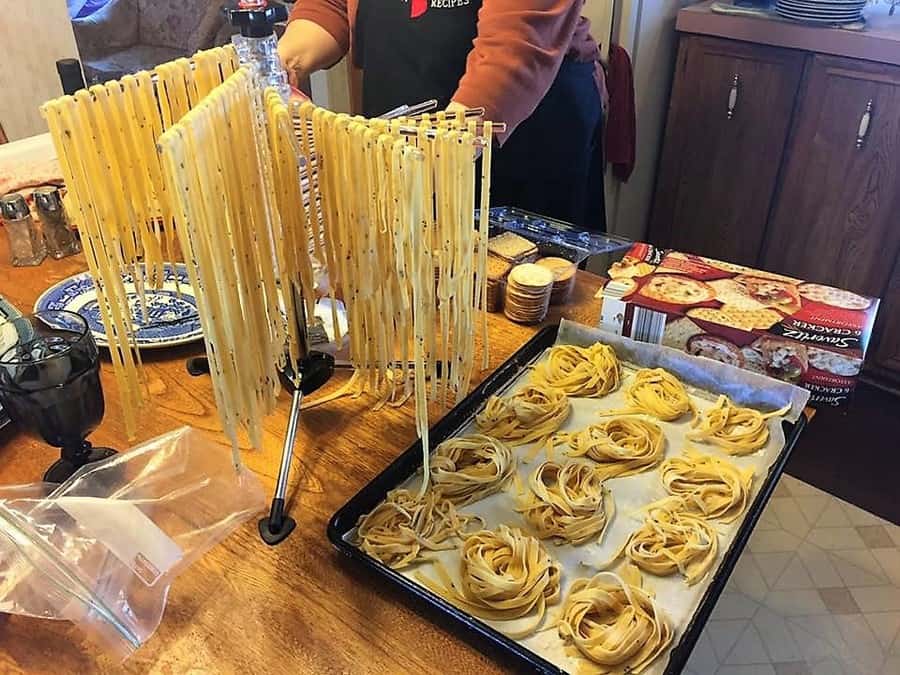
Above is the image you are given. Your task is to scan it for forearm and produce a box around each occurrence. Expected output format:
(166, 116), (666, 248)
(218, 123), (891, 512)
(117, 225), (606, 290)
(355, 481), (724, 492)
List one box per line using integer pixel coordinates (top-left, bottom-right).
(453, 1), (586, 141)
(278, 19), (346, 80)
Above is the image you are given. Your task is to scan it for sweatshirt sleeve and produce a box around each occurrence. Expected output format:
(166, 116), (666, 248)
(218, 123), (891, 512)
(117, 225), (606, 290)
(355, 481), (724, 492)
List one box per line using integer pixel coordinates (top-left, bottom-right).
(288, 0), (351, 54)
(452, 0), (587, 143)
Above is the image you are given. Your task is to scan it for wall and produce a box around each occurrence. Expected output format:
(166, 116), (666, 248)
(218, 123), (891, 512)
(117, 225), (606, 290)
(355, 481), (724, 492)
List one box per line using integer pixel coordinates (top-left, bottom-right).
(602, 0), (695, 243)
(0, 1), (81, 141)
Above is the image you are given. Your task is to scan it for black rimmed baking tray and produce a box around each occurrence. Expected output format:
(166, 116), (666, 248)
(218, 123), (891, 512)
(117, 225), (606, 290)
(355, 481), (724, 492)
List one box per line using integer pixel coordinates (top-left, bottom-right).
(327, 323), (808, 674)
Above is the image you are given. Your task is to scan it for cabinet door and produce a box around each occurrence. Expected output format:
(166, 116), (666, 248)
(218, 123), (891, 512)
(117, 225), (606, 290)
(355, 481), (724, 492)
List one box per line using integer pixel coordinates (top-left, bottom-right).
(649, 35), (804, 266)
(762, 55), (900, 298)
(870, 256), (900, 381)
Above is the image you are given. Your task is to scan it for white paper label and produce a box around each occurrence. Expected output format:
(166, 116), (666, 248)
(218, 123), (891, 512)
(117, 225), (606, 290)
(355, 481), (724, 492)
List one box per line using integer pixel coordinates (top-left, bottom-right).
(56, 497), (183, 586)
(598, 295), (628, 336)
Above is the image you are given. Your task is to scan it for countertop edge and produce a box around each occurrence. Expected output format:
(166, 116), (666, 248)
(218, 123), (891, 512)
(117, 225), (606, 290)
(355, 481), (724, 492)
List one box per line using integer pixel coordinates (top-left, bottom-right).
(676, 6), (900, 68)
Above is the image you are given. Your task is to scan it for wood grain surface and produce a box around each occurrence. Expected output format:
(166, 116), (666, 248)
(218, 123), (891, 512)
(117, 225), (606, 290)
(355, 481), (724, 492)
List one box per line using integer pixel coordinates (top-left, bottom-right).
(649, 35), (804, 267)
(0, 237), (603, 674)
(761, 55), (900, 299)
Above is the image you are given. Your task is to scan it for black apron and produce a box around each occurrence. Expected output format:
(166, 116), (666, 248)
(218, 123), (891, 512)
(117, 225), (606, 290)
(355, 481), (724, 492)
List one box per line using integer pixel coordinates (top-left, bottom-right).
(354, 0), (605, 230)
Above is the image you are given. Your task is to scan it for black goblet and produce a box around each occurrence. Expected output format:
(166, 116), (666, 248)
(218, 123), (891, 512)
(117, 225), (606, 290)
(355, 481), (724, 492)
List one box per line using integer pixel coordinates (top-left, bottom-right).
(0, 310), (116, 483)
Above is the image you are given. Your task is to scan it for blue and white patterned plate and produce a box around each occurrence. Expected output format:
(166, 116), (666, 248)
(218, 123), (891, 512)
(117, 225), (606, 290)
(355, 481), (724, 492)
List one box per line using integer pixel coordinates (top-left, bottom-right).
(34, 264), (203, 349)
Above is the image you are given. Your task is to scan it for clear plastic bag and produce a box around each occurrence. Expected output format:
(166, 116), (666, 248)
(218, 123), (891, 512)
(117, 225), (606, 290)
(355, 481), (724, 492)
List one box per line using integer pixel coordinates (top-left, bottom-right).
(0, 427), (265, 659)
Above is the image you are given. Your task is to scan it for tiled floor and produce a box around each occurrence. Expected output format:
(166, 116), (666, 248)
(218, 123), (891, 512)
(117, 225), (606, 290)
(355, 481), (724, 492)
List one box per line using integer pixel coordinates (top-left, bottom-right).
(684, 474), (900, 675)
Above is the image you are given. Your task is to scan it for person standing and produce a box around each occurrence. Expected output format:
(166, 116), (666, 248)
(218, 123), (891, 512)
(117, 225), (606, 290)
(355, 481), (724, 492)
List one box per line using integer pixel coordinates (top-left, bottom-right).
(279, 0), (607, 230)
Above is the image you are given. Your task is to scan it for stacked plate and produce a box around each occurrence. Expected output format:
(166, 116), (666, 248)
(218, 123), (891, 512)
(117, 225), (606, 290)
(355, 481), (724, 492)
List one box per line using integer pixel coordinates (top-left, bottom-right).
(504, 264), (554, 324)
(775, 0), (866, 25)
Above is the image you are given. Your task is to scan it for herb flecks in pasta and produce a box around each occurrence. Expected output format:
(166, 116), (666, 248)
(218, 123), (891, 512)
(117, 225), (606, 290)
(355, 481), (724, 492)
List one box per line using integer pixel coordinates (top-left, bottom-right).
(355, 488), (480, 569)
(561, 417), (665, 479)
(600, 368), (694, 422)
(615, 500), (718, 585)
(688, 395), (790, 455)
(530, 343), (620, 397)
(430, 434), (515, 506)
(475, 385), (570, 448)
(660, 451), (754, 523)
(418, 525), (561, 638)
(517, 460), (613, 545)
(558, 569), (673, 673)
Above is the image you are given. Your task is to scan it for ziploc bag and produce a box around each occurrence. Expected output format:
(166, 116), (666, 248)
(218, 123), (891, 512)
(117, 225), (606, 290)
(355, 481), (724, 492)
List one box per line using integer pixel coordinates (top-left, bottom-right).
(0, 427), (265, 659)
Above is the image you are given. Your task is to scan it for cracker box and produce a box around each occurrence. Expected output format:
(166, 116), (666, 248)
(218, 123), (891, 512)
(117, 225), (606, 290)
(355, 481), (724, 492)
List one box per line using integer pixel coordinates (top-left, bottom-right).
(597, 245), (880, 407)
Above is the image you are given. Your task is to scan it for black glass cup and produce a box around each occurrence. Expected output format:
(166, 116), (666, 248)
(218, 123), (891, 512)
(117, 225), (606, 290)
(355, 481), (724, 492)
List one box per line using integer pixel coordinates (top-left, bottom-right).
(0, 310), (116, 482)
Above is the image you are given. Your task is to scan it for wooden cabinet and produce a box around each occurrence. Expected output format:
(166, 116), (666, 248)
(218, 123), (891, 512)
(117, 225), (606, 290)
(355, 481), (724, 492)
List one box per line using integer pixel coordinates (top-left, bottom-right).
(871, 259), (900, 382)
(762, 56), (900, 298)
(650, 36), (804, 266)
(651, 35), (900, 384)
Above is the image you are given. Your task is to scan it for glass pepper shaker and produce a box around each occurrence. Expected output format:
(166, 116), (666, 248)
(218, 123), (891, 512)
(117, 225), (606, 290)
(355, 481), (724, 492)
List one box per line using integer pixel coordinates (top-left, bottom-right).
(33, 186), (81, 259)
(0, 193), (47, 266)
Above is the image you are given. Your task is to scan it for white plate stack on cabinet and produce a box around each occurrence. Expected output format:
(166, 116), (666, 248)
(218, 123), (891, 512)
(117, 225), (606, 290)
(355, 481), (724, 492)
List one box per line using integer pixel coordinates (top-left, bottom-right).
(775, 0), (866, 25)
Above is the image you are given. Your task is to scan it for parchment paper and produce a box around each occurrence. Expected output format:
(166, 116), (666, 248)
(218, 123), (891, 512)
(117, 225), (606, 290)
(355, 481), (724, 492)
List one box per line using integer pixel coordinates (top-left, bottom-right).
(351, 319), (810, 674)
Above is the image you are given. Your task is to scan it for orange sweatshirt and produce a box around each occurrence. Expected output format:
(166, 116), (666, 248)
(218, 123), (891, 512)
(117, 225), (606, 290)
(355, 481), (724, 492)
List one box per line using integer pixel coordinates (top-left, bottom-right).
(288, 0), (603, 140)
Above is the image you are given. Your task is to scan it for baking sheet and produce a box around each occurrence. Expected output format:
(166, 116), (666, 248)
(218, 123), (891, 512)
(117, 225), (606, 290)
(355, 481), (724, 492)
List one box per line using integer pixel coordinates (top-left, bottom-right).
(340, 320), (809, 673)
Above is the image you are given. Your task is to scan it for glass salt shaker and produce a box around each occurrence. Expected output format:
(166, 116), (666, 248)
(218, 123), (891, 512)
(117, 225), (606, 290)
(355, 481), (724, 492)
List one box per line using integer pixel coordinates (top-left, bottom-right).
(0, 193), (46, 266)
(33, 186), (81, 259)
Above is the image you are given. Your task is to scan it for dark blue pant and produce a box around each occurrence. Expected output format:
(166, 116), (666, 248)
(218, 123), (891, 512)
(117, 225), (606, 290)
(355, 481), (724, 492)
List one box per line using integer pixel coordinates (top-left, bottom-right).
(489, 58), (605, 231)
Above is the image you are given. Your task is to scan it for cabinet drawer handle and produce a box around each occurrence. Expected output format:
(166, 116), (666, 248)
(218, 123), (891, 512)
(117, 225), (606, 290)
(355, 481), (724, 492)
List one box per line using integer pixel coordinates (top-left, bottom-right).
(856, 99), (873, 149)
(726, 74), (740, 120)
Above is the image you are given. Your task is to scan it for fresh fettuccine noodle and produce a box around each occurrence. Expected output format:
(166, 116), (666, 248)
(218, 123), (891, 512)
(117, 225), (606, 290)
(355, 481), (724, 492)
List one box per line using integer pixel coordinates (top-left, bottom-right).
(561, 417), (665, 479)
(660, 451), (754, 523)
(41, 46), (239, 439)
(607, 500), (718, 585)
(558, 569), (673, 673)
(475, 385), (570, 447)
(430, 434), (516, 506)
(517, 460), (613, 545)
(687, 395), (791, 455)
(45, 49), (496, 475)
(529, 343), (620, 397)
(355, 489), (481, 569)
(599, 367), (694, 421)
(418, 525), (561, 638)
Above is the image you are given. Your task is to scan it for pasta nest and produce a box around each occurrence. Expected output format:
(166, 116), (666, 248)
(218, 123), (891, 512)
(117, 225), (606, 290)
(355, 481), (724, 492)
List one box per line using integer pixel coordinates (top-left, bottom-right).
(687, 395), (790, 455)
(530, 343), (621, 397)
(564, 417), (665, 479)
(518, 460), (614, 545)
(601, 368), (693, 422)
(659, 452), (754, 523)
(475, 385), (570, 447)
(430, 434), (516, 506)
(621, 501), (719, 585)
(355, 489), (480, 569)
(420, 525), (562, 638)
(558, 570), (673, 673)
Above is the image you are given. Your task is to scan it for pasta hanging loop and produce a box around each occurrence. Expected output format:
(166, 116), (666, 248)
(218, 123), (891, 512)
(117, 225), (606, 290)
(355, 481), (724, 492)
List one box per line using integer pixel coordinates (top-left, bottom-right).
(659, 451), (754, 523)
(475, 385), (571, 448)
(354, 488), (481, 569)
(429, 434), (516, 506)
(517, 460), (614, 545)
(557, 569), (673, 673)
(599, 368), (694, 422)
(561, 417), (665, 479)
(529, 343), (621, 397)
(417, 525), (562, 638)
(687, 395), (791, 455)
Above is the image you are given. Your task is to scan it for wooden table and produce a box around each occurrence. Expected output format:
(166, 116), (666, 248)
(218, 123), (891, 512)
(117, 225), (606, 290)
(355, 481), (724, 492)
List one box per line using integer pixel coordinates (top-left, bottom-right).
(0, 240), (604, 674)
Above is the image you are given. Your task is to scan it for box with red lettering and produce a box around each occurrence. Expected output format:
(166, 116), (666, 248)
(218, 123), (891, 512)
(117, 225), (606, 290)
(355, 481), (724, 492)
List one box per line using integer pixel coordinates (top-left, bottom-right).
(597, 245), (880, 407)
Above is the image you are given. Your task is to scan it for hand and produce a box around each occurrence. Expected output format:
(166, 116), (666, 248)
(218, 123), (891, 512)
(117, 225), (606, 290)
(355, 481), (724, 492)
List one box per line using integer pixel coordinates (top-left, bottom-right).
(447, 101), (484, 159)
(277, 20), (345, 90)
(278, 21), (307, 89)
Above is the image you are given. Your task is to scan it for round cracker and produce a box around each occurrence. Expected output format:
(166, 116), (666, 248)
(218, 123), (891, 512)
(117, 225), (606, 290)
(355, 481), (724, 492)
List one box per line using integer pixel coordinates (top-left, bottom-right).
(508, 263), (554, 288)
